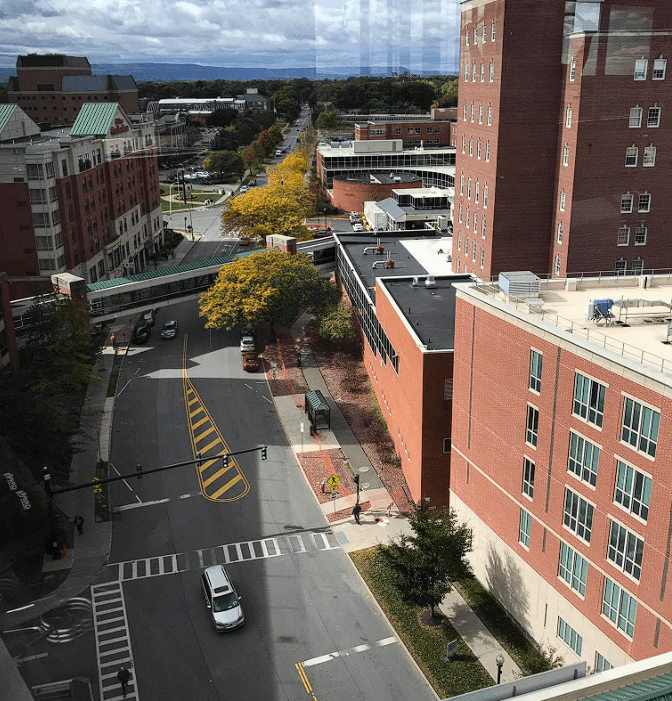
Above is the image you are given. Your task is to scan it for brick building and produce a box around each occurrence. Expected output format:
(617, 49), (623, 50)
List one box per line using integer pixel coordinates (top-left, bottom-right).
(454, 0), (672, 279)
(451, 273), (672, 667)
(331, 172), (422, 212)
(354, 108), (456, 148)
(7, 54), (139, 126)
(0, 103), (162, 300)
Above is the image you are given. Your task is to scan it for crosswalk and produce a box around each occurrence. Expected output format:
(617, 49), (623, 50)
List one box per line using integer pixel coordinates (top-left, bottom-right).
(91, 581), (138, 700)
(104, 530), (340, 584)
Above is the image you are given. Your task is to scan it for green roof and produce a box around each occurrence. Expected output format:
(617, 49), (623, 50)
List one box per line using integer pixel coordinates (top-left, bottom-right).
(0, 104), (17, 135)
(71, 102), (119, 136)
(587, 671), (672, 701)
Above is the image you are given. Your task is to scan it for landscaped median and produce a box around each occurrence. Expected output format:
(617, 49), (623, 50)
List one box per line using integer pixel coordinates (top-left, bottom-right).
(351, 546), (493, 698)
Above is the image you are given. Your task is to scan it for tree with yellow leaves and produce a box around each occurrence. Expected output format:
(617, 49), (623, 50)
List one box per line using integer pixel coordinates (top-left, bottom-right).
(199, 248), (340, 337)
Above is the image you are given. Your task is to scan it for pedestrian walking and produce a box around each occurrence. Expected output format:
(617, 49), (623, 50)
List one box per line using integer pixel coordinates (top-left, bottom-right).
(117, 666), (131, 697)
(352, 503), (362, 524)
(296, 351), (302, 367)
(110, 333), (117, 351)
(74, 515), (84, 535)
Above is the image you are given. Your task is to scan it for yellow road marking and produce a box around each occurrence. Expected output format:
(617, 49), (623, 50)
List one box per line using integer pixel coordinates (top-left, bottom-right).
(199, 437), (222, 453)
(192, 417), (209, 430)
(189, 406), (205, 418)
(210, 473), (243, 499)
(202, 466), (233, 488)
(188, 397), (199, 406)
(199, 458), (220, 471)
(295, 663), (318, 701)
(194, 426), (216, 442)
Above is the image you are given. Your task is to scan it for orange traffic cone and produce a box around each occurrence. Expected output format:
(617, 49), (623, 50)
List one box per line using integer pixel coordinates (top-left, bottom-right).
(62, 545), (68, 558)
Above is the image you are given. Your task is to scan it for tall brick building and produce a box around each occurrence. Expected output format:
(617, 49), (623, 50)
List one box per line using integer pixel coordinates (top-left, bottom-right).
(0, 103), (162, 299)
(454, 0), (672, 279)
(7, 54), (139, 126)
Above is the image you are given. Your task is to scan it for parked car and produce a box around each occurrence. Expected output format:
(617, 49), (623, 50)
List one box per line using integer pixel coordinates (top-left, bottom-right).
(141, 309), (157, 327)
(240, 336), (255, 352)
(239, 186), (249, 194)
(352, 223), (365, 232)
(242, 352), (260, 372)
(349, 212), (361, 223)
(275, 149), (282, 157)
(131, 323), (151, 344)
(201, 565), (245, 632)
(160, 320), (179, 339)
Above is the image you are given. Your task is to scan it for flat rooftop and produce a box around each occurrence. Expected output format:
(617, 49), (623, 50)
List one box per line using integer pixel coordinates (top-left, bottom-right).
(460, 274), (672, 381)
(381, 275), (472, 351)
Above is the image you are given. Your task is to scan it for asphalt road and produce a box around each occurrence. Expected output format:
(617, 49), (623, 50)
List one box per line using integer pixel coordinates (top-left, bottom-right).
(91, 295), (435, 701)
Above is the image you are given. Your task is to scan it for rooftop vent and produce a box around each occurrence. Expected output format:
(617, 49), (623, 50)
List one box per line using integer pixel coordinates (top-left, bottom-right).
(425, 275), (436, 288)
(412, 276), (420, 286)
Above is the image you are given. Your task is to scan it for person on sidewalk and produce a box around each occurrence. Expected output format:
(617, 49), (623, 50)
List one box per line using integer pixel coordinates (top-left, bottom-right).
(110, 333), (117, 351)
(352, 503), (362, 524)
(74, 515), (84, 535)
(117, 666), (131, 697)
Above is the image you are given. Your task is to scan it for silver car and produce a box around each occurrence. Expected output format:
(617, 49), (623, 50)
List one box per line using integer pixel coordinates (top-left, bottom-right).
(202, 566), (245, 632)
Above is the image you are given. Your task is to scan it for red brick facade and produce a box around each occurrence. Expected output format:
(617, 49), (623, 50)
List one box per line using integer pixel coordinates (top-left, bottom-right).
(355, 119), (453, 148)
(451, 287), (672, 662)
(331, 176), (422, 213)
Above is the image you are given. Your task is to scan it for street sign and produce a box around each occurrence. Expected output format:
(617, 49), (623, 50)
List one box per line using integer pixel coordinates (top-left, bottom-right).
(327, 475), (340, 488)
(330, 491), (339, 500)
(445, 639), (458, 662)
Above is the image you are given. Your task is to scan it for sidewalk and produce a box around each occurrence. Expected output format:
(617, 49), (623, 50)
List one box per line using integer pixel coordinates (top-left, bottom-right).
(266, 311), (522, 685)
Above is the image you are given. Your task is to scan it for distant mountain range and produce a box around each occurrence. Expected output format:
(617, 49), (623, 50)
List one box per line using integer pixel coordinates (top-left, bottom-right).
(0, 62), (455, 84)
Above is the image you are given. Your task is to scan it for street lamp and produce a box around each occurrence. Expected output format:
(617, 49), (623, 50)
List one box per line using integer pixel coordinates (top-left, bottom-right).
(354, 473), (360, 504)
(496, 653), (504, 684)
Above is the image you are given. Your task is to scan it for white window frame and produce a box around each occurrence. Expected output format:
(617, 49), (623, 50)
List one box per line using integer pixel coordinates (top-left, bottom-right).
(653, 58), (667, 80)
(480, 246), (484, 266)
(526, 403), (539, 447)
(566, 106), (573, 128)
(643, 146), (656, 167)
(480, 63), (485, 83)
(486, 142), (490, 162)
(483, 185), (488, 208)
(621, 395), (659, 458)
(519, 509), (531, 548)
(558, 541), (588, 596)
(647, 106), (661, 128)
(563, 145), (569, 166)
(491, 22), (495, 41)
(607, 518), (644, 581)
(474, 27), (478, 44)
(638, 193), (651, 213)
(568, 431), (600, 487)
(522, 457), (535, 498)
(483, 23), (487, 42)
(467, 178), (472, 199)
(465, 60), (469, 81)
(557, 223), (563, 244)
(629, 107), (642, 128)
(462, 135), (466, 154)
(463, 104), (467, 121)
(475, 181), (479, 203)
(487, 105), (492, 126)
(458, 204), (463, 223)
(615, 259), (627, 276)
(617, 226), (630, 246)
(560, 190), (566, 211)
(620, 194), (633, 213)
(625, 147), (638, 167)
(482, 215), (486, 238)
(573, 372), (606, 428)
(529, 350), (542, 392)
(634, 225), (647, 245)
(471, 104), (475, 122)
(489, 60), (494, 82)
(469, 138), (473, 157)
(563, 487), (594, 543)
(473, 212), (478, 235)
(555, 255), (561, 275)
(602, 578), (637, 638)
(634, 58), (648, 80)
(460, 175), (464, 196)
(570, 59), (576, 82)
(477, 140), (482, 159)
(557, 617), (583, 655)
(614, 459), (652, 522)
(631, 259), (644, 276)
(473, 62), (477, 82)
(479, 105), (483, 124)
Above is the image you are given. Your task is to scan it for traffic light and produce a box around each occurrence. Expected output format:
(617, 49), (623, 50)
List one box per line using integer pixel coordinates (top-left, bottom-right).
(222, 454), (229, 468)
(261, 446), (267, 461)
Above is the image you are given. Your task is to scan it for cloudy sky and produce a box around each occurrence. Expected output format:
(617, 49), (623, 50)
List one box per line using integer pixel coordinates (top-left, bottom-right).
(0, 0), (460, 71)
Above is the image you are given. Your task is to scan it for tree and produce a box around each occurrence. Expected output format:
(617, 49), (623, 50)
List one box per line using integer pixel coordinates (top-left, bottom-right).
(212, 128), (238, 151)
(381, 502), (473, 616)
(314, 108), (339, 132)
(203, 150), (244, 177)
(199, 249), (341, 337)
(206, 108), (239, 128)
(316, 300), (355, 342)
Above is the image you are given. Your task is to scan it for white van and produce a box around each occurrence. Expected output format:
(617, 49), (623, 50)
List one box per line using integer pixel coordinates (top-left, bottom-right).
(275, 149), (282, 157)
(201, 565), (245, 632)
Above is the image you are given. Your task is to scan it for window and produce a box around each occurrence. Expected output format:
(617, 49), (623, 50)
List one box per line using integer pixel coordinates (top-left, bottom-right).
(555, 255), (561, 276)
(465, 31), (469, 47)
(483, 23), (487, 42)
(557, 617), (582, 655)
(522, 458), (535, 498)
(607, 520), (644, 580)
(460, 175), (464, 195)
(487, 105), (492, 126)
(467, 178), (472, 198)
(519, 509), (531, 548)
(602, 578), (637, 638)
(625, 147), (638, 167)
(489, 60), (494, 82)
(462, 136), (466, 154)
(463, 104), (467, 121)
(563, 488), (594, 543)
(486, 142), (490, 162)
(614, 460), (651, 521)
(573, 373), (606, 427)
(638, 193), (651, 213)
(558, 542), (588, 596)
(469, 138), (473, 157)
(473, 63), (477, 81)
(615, 259), (627, 276)
(472, 242), (476, 262)
(620, 194), (634, 213)
(634, 225), (647, 245)
(595, 654), (612, 672)
(477, 140), (482, 159)
(563, 145), (569, 166)
(471, 104), (475, 122)
(491, 21), (495, 41)
(617, 226), (630, 246)
(474, 27), (478, 43)
(529, 350), (543, 392)
(480, 63), (485, 83)
(480, 247), (484, 267)
(648, 106), (661, 127)
(560, 190), (566, 211)
(568, 432), (600, 487)
(557, 223), (563, 244)
(526, 405), (539, 447)
(643, 146), (656, 166)
(484, 185), (488, 208)
(566, 106), (573, 128)
(465, 235), (470, 254)
(634, 58), (648, 80)
(479, 105), (483, 123)
(464, 60), (469, 81)
(482, 216), (486, 238)
(458, 204), (463, 222)
(570, 59), (576, 81)
(475, 181), (479, 203)
(653, 58), (667, 80)
(629, 107), (642, 128)
(621, 396), (659, 458)
(473, 213), (478, 234)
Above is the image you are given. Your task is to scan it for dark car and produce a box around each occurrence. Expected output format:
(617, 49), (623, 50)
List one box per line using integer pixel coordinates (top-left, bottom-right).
(141, 309), (157, 327)
(132, 324), (151, 344)
(160, 320), (179, 339)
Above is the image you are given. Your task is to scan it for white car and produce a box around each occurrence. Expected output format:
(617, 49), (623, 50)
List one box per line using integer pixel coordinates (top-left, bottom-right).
(352, 223), (365, 232)
(239, 186), (249, 194)
(240, 336), (255, 352)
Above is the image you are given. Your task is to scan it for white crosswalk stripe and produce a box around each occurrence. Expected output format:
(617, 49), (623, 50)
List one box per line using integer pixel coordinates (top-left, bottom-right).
(91, 582), (138, 700)
(105, 531), (339, 583)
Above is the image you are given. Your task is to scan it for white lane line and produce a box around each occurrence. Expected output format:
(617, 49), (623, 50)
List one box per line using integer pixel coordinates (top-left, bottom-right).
(110, 463), (142, 501)
(178, 492), (199, 500)
(262, 395), (272, 404)
(113, 498), (170, 513)
(302, 637), (398, 668)
(15, 653), (48, 664)
(117, 379), (132, 397)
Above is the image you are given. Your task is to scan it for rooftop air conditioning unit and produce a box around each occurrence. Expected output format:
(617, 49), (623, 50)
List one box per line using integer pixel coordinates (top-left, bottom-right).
(412, 276), (420, 286)
(425, 275), (436, 288)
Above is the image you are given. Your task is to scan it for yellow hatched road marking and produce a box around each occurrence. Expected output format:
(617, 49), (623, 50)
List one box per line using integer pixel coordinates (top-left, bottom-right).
(211, 474), (242, 499)
(189, 406), (205, 418)
(202, 466), (233, 488)
(199, 437), (222, 453)
(192, 417), (209, 430)
(188, 397), (198, 406)
(194, 426), (216, 442)
(199, 458), (219, 471)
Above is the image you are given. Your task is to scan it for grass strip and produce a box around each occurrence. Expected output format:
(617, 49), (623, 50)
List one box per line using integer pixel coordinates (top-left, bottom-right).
(351, 546), (493, 698)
